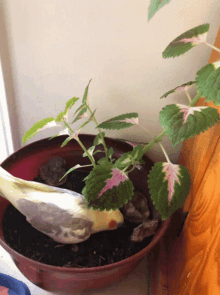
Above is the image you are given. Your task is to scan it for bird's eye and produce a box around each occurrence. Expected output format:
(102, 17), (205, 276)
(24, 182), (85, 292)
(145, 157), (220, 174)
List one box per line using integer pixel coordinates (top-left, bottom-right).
(108, 220), (118, 229)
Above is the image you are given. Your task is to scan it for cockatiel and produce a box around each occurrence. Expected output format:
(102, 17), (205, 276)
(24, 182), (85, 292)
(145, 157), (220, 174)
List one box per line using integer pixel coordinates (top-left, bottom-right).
(0, 166), (124, 244)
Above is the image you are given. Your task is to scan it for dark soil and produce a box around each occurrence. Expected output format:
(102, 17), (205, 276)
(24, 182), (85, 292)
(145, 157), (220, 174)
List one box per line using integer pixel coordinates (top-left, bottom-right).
(3, 171), (154, 268)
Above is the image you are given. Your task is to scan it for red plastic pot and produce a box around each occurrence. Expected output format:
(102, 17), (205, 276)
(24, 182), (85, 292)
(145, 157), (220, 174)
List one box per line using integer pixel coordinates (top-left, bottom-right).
(0, 135), (171, 293)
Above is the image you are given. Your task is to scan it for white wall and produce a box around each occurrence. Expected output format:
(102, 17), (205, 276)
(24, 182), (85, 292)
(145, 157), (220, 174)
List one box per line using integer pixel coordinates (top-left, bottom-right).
(1, 0), (219, 163)
(0, 60), (14, 162)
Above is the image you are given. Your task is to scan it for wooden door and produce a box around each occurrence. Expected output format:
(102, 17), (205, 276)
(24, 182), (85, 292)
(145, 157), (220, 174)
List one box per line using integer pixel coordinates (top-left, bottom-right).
(148, 26), (220, 295)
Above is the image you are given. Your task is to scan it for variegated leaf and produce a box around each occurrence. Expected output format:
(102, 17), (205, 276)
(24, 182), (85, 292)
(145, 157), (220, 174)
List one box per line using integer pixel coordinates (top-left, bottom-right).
(79, 110), (96, 129)
(107, 147), (114, 159)
(83, 79), (92, 104)
(148, 0), (172, 21)
(48, 128), (70, 141)
(56, 97), (80, 122)
(72, 105), (88, 123)
(196, 61), (220, 105)
(159, 104), (219, 147)
(93, 132), (105, 146)
(22, 117), (57, 144)
(97, 113), (139, 130)
(160, 81), (195, 99)
(83, 146), (96, 157)
(65, 97), (80, 113)
(60, 129), (81, 147)
(114, 152), (134, 170)
(148, 162), (191, 219)
(82, 164), (134, 211)
(60, 136), (73, 148)
(60, 164), (93, 181)
(163, 24), (210, 58)
(55, 111), (66, 122)
(114, 145), (144, 170)
(58, 128), (71, 136)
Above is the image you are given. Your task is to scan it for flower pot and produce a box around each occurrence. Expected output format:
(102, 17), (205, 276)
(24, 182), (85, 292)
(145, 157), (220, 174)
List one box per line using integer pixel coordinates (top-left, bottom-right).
(0, 135), (171, 293)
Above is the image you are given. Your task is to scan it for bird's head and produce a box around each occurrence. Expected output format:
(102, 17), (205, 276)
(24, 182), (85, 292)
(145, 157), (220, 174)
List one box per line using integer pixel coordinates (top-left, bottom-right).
(88, 208), (124, 234)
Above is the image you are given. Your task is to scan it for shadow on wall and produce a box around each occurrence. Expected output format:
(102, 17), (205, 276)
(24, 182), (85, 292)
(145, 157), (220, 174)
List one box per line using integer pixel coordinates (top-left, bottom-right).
(0, 3), (20, 152)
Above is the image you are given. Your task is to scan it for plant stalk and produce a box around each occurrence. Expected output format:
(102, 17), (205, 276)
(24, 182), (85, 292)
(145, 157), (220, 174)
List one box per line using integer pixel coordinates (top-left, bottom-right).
(185, 90), (192, 103)
(75, 137), (96, 167)
(205, 42), (220, 54)
(63, 121), (96, 167)
(142, 130), (167, 153)
(87, 104), (109, 157)
(189, 93), (201, 107)
(159, 143), (170, 163)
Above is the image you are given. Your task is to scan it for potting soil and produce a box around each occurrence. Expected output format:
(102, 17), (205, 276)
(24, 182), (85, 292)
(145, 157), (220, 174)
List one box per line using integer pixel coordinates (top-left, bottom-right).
(3, 171), (153, 268)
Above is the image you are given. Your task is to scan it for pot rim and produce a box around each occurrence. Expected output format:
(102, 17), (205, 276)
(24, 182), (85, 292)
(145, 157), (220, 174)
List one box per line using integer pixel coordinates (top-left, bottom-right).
(0, 134), (171, 273)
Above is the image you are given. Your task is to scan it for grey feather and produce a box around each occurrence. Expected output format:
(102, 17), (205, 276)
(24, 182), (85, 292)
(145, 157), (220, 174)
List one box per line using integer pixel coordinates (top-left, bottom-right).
(17, 199), (93, 242)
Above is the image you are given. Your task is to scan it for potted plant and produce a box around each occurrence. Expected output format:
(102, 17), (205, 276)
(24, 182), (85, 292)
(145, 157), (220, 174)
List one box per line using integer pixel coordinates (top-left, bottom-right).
(0, 8), (220, 294)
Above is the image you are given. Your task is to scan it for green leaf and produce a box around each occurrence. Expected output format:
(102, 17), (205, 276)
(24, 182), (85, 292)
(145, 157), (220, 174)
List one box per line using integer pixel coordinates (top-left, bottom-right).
(61, 136), (74, 148)
(159, 104), (219, 147)
(196, 61), (220, 105)
(74, 103), (85, 115)
(162, 23), (210, 58)
(148, 0), (172, 21)
(93, 132), (105, 146)
(97, 112), (139, 130)
(97, 157), (110, 165)
(55, 111), (65, 122)
(160, 81), (195, 99)
(148, 162), (191, 219)
(114, 152), (134, 170)
(82, 146), (96, 157)
(82, 163), (134, 211)
(79, 109), (96, 129)
(56, 97), (80, 122)
(60, 164), (93, 181)
(107, 147), (114, 159)
(131, 144), (145, 161)
(72, 105), (88, 123)
(65, 97), (80, 113)
(22, 117), (56, 144)
(49, 134), (60, 140)
(83, 79), (92, 104)
(114, 145), (145, 170)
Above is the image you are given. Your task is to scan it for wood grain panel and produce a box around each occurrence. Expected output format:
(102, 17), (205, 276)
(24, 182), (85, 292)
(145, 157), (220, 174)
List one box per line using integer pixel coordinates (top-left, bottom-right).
(172, 26), (220, 295)
(148, 26), (220, 295)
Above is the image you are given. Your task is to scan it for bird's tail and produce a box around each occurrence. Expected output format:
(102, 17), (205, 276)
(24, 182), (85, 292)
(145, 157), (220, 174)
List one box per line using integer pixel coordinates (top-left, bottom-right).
(0, 166), (28, 209)
(0, 166), (59, 192)
(0, 166), (61, 208)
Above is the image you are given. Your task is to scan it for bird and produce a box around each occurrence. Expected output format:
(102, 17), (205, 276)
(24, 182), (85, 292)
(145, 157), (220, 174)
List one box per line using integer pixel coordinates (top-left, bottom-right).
(0, 166), (124, 244)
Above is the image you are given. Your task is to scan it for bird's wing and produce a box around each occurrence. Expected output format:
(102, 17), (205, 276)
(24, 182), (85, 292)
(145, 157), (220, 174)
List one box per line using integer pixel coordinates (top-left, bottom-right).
(17, 198), (94, 244)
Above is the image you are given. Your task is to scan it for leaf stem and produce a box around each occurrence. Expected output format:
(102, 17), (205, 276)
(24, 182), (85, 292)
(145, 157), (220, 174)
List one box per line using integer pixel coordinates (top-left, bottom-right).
(189, 93), (201, 107)
(63, 120), (74, 133)
(142, 130), (167, 153)
(205, 42), (220, 54)
(87, 104), (109, 157)
(75, 136), (96, 167)
(159, 143), (171, 163)
(185, 90), (192, 103)
(125, 165), (137, 174)
(138, 123), (154, 139)
(64, 120), (96, 167)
